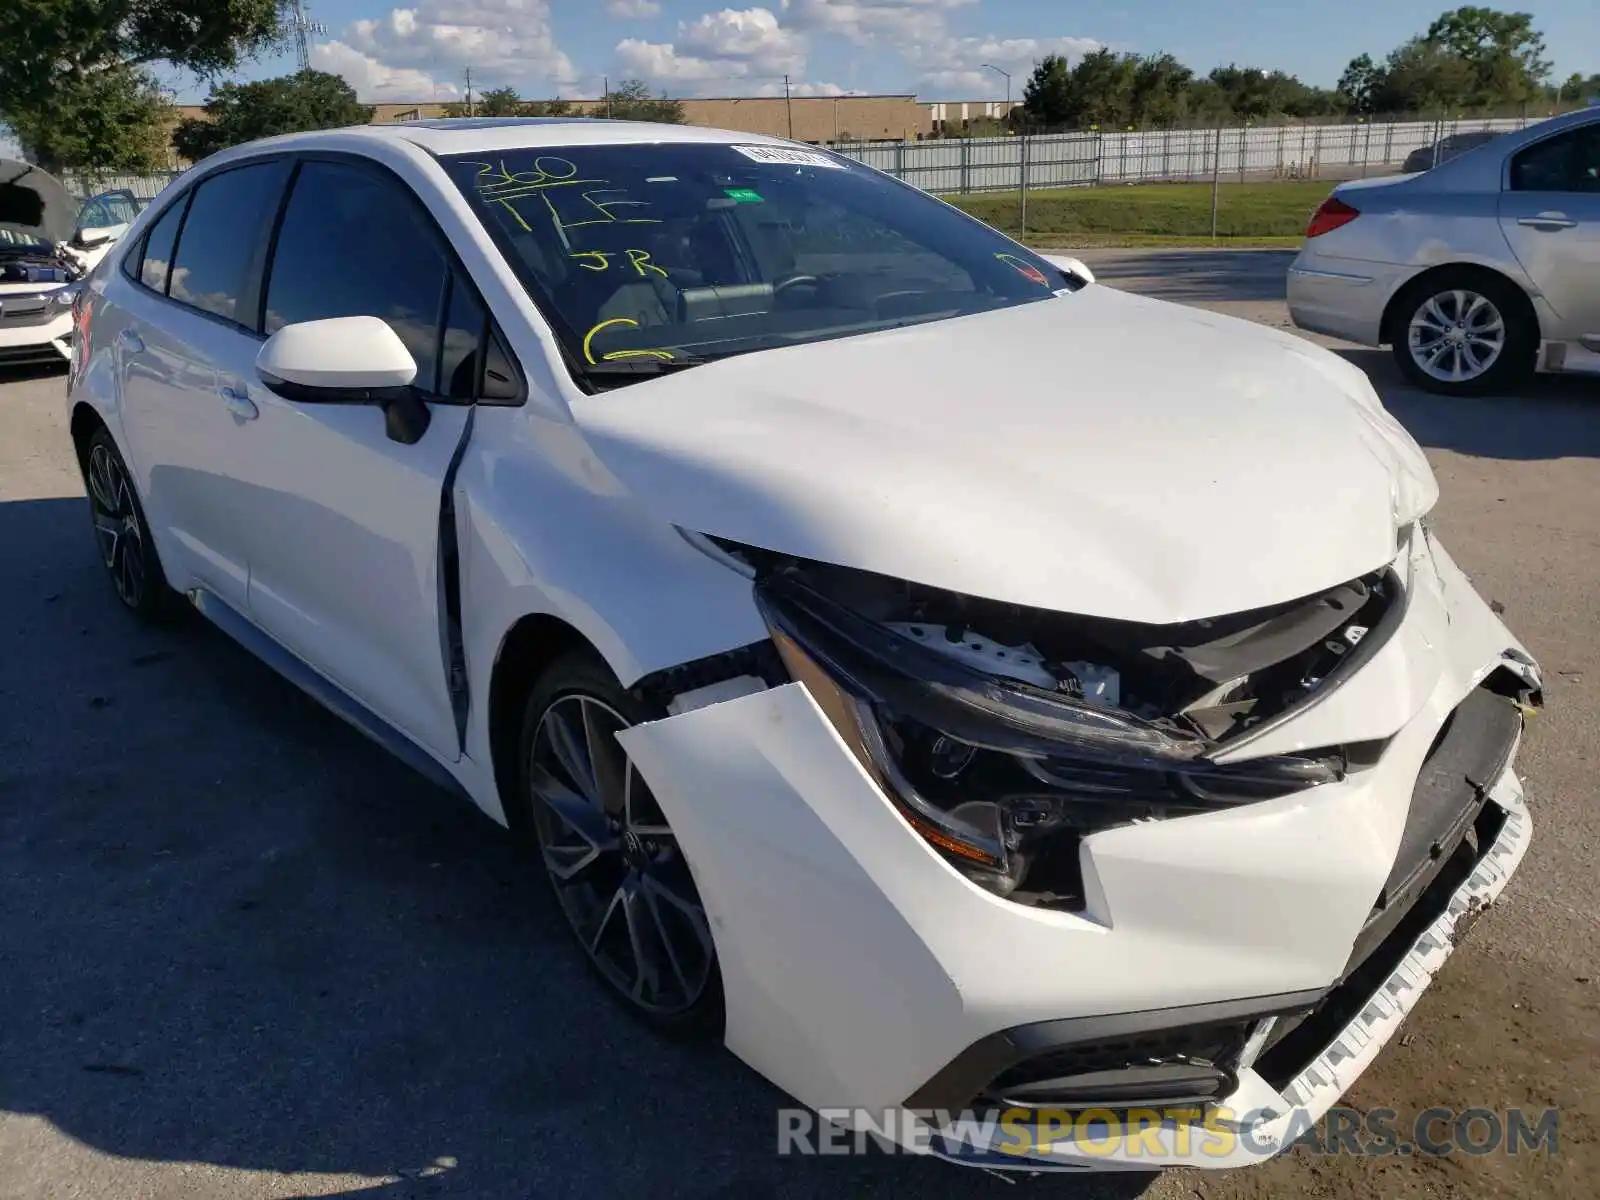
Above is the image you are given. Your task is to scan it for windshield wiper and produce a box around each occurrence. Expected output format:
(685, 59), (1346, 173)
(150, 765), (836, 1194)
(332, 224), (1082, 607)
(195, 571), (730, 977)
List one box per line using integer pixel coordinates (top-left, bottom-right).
(581, 355), (715, 388)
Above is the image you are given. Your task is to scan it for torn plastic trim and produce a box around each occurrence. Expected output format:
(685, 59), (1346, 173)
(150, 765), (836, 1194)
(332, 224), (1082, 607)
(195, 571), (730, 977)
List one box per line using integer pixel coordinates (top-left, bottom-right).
(1213, 562), (1412, 760)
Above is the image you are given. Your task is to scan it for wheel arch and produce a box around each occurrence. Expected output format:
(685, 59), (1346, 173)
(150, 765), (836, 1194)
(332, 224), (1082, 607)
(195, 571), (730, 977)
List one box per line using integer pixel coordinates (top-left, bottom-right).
(69, 401), (108, 469)
(1379, 262), (1539, 348)
(487, 612), (597, 834)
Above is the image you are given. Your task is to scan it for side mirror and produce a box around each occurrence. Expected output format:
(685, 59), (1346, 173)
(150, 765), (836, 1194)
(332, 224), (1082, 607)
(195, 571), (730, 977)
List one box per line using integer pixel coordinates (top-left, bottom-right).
(1038, 252), (1095, 285)
(256, 315), (431, 445)
(74, 227), (116, 248)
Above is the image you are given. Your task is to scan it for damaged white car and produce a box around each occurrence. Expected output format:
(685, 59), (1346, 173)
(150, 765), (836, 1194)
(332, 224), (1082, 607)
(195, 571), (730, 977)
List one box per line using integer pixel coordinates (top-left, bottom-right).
(1, 160), (128, 367)
(67, 119), (1541, 1171)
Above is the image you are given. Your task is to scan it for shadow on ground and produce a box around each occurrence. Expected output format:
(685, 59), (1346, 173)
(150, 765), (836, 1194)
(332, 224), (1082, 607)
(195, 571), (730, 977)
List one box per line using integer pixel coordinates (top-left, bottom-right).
(0, 494), (1151, 1199)
(1341, 349), (1600, 461)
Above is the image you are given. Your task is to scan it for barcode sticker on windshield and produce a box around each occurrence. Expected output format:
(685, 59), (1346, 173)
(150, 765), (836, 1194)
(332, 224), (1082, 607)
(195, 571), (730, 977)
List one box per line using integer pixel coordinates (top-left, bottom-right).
(731, 144), (847, 169)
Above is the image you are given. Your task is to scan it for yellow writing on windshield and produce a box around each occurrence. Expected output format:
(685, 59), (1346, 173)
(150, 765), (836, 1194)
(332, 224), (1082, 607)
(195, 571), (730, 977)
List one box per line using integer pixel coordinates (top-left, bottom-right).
(582, 317), (676, 365)
(468, 158), (663, 240)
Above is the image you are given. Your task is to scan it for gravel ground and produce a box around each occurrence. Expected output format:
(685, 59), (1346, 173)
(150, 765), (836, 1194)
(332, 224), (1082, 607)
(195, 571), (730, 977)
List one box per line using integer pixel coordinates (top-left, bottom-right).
(2, 251), (1597, 1199)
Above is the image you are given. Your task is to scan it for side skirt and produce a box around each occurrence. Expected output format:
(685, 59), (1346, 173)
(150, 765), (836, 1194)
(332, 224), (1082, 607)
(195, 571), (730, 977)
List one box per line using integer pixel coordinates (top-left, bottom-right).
(188, 586), (471, 802)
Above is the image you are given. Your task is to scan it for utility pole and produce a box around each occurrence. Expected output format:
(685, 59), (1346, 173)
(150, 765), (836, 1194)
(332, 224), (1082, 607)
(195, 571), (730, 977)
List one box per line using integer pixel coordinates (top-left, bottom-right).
(784, 74), (794, 139)
(279, 0), (327, 74)
(604, 75), (612, 118)
(464, 67), (474, 116)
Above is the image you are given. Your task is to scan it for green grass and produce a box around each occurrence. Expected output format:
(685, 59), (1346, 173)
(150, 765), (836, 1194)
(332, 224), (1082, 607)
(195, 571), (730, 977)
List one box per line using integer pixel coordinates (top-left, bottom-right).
(948, 180), (1334, 243)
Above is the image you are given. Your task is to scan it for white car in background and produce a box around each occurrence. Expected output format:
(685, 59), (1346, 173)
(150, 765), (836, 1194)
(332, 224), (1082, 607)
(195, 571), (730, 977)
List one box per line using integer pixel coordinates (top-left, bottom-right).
(67, 118), (1541, 1171)
(1288, 106), (1600, 395)
(1, 160), (134, 367)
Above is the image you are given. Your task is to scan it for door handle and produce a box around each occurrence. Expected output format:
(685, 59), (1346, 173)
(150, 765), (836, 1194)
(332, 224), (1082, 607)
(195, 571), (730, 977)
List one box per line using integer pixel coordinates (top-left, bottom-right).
(1517, 213), (1577, 230)
(116, 328), (144, 353)
(217, 385), (259, 421)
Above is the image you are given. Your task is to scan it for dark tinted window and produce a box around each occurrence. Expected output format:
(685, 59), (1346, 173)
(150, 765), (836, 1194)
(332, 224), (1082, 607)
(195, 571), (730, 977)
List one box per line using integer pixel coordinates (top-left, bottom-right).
(443, 144), (1068, 386)
(1511, 126), (1600, 192)
(438, 275), (485, 398)
(138, 197), (187, 293)
(264, 160), (447, 382)
(168, 161), (290, 323)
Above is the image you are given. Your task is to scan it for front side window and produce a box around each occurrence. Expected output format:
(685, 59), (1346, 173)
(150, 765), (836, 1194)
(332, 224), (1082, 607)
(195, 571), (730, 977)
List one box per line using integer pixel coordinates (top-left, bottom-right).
(167, 161), (291, 324)
(264, 160), (449, 382)
(443, 143), (1070, 386)
(1510, 125), (1600, 193)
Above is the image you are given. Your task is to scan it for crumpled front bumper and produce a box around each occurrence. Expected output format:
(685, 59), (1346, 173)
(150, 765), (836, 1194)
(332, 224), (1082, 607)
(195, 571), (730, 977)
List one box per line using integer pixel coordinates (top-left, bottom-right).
(616, 529), (1537, 1170)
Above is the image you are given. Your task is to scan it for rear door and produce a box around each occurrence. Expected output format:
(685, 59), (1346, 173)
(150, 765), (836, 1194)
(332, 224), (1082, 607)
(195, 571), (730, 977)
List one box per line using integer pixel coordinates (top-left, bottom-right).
(1498, 121), (1600, 343)
(114, 160), (293, 609)
(234, 156), (518, 761)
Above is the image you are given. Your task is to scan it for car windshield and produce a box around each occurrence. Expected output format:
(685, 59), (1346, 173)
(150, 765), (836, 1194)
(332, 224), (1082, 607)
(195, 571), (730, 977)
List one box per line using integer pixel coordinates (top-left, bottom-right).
(443, 142), (1070, 385)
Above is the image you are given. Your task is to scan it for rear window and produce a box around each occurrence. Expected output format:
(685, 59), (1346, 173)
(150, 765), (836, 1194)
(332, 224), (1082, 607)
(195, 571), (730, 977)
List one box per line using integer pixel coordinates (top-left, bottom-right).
(137, 197), (187, 294)
(167, 160), (290, 324)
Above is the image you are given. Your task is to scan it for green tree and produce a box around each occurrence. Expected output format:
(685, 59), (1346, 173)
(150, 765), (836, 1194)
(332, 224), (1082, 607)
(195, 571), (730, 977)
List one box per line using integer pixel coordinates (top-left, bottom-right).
(174, 71), (372, 161)
(1337, 54), (1385, 114)
(1020, 55), (1074, 127)
(1128, 53), (1196, 126)
(5, 67), (171, 175)
(442, 85), (533, 117)
(1424, 6), (1549, 104)
(0, 0), (286, 172)
(1375, 38), (1477, 111)
(1066, 49), (1137, 127)
(600, 79), (685, 123)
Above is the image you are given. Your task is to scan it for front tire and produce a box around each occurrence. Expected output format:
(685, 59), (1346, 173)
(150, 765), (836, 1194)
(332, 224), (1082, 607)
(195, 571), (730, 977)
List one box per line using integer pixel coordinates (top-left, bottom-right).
(81, 427), (173, 620)
(516, 649), (723, 1036)
(1390, 270), (1536, 396)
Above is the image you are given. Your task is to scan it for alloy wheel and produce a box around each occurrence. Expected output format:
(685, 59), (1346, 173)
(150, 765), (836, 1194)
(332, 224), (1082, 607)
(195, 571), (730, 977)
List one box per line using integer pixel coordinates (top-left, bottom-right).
(86, 443), (147, 609)
(1407, 288), (1506, 385)
(527, 694), (715, 1016)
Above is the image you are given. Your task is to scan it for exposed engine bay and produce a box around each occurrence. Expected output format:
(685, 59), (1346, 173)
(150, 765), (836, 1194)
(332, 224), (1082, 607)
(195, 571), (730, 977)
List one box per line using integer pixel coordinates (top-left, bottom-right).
(0, 243), (84, 285)
(715, 534), (1404, 907)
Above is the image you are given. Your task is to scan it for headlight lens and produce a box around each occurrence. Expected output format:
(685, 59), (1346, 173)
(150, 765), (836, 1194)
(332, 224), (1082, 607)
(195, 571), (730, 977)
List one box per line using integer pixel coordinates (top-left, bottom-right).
(760, 574), (1343, 902)
(51, 284), (83, 308)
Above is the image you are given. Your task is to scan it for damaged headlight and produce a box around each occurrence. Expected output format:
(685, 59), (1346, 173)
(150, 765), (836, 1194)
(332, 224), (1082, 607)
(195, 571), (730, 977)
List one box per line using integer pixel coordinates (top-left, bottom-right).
(757, 572), (1344, 904)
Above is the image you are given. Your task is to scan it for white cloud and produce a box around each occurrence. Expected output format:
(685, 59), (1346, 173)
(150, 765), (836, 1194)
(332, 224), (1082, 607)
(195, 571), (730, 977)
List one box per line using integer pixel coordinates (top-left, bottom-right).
(605, 0), (661, 15)
(615, 7), (806, 93)
(312, 40), (461, 100)
(782, 0), (975, 45)
(905, 34), (1102, 97)
(332, 0), (576, 94)
(751, 79), (855, 96)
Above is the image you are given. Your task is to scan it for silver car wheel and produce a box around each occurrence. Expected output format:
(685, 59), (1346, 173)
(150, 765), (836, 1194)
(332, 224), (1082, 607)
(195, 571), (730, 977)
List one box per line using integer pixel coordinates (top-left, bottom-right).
(527, 693), (715, 1017)
(1407, 288), (1505, 385)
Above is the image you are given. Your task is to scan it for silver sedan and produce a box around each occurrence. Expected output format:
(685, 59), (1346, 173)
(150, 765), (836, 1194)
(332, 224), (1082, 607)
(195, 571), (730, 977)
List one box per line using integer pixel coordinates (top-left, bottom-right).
(1288, 106), (1600, 395)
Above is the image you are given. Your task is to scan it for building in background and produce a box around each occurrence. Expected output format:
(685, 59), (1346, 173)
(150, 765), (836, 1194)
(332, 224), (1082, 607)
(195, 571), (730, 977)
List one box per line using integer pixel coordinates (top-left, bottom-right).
(163, 94), (1001, 163)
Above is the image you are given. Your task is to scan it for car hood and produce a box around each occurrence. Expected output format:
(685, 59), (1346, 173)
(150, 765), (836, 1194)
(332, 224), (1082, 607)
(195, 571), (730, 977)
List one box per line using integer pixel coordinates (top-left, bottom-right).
(0, 159), (75, 247)
(570, 286), (1437, 625)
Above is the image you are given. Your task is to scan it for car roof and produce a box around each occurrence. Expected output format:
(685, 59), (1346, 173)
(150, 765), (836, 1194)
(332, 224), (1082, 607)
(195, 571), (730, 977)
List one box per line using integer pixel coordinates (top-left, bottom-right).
(231, 117), (799, 159)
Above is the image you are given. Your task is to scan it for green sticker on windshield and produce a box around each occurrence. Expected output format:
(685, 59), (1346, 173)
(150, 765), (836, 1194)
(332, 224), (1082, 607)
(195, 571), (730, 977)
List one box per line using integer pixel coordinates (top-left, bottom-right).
(724, 187), (764, 204)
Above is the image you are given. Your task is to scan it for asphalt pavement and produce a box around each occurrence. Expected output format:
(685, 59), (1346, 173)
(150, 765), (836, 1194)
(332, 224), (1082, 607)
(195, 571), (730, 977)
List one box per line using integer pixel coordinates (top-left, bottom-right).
(2, 251), (1597, 1199)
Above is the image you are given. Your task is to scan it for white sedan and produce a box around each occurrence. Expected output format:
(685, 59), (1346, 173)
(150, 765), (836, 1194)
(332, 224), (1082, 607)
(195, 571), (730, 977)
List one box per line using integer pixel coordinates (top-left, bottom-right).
(67, 118), (1540, 1170)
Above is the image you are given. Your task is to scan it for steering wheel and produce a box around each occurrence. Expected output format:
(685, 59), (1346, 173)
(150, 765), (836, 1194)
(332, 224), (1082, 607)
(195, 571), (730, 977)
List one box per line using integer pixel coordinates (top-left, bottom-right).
(773, 274), (821, 296)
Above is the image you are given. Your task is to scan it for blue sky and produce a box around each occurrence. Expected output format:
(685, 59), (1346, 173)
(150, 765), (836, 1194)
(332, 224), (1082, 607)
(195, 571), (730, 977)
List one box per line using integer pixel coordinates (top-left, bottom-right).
(165, 0), (1597, 104)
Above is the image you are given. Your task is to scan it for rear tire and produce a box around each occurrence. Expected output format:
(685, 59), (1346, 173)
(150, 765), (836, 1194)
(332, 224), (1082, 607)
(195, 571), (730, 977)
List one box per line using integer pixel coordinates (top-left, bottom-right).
(515, 648), (724, 1038)
(81, 427), (175, 621)
(1390, 269), (1536, 396)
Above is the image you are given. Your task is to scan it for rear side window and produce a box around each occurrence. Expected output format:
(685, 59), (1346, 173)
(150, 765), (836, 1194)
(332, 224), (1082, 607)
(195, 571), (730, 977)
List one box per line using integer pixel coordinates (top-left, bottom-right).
(168, 160), (291, 324)
(264, 160), (448, 382)
(1510, 126), (1600, 193)
(137, 197), (187, 294)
